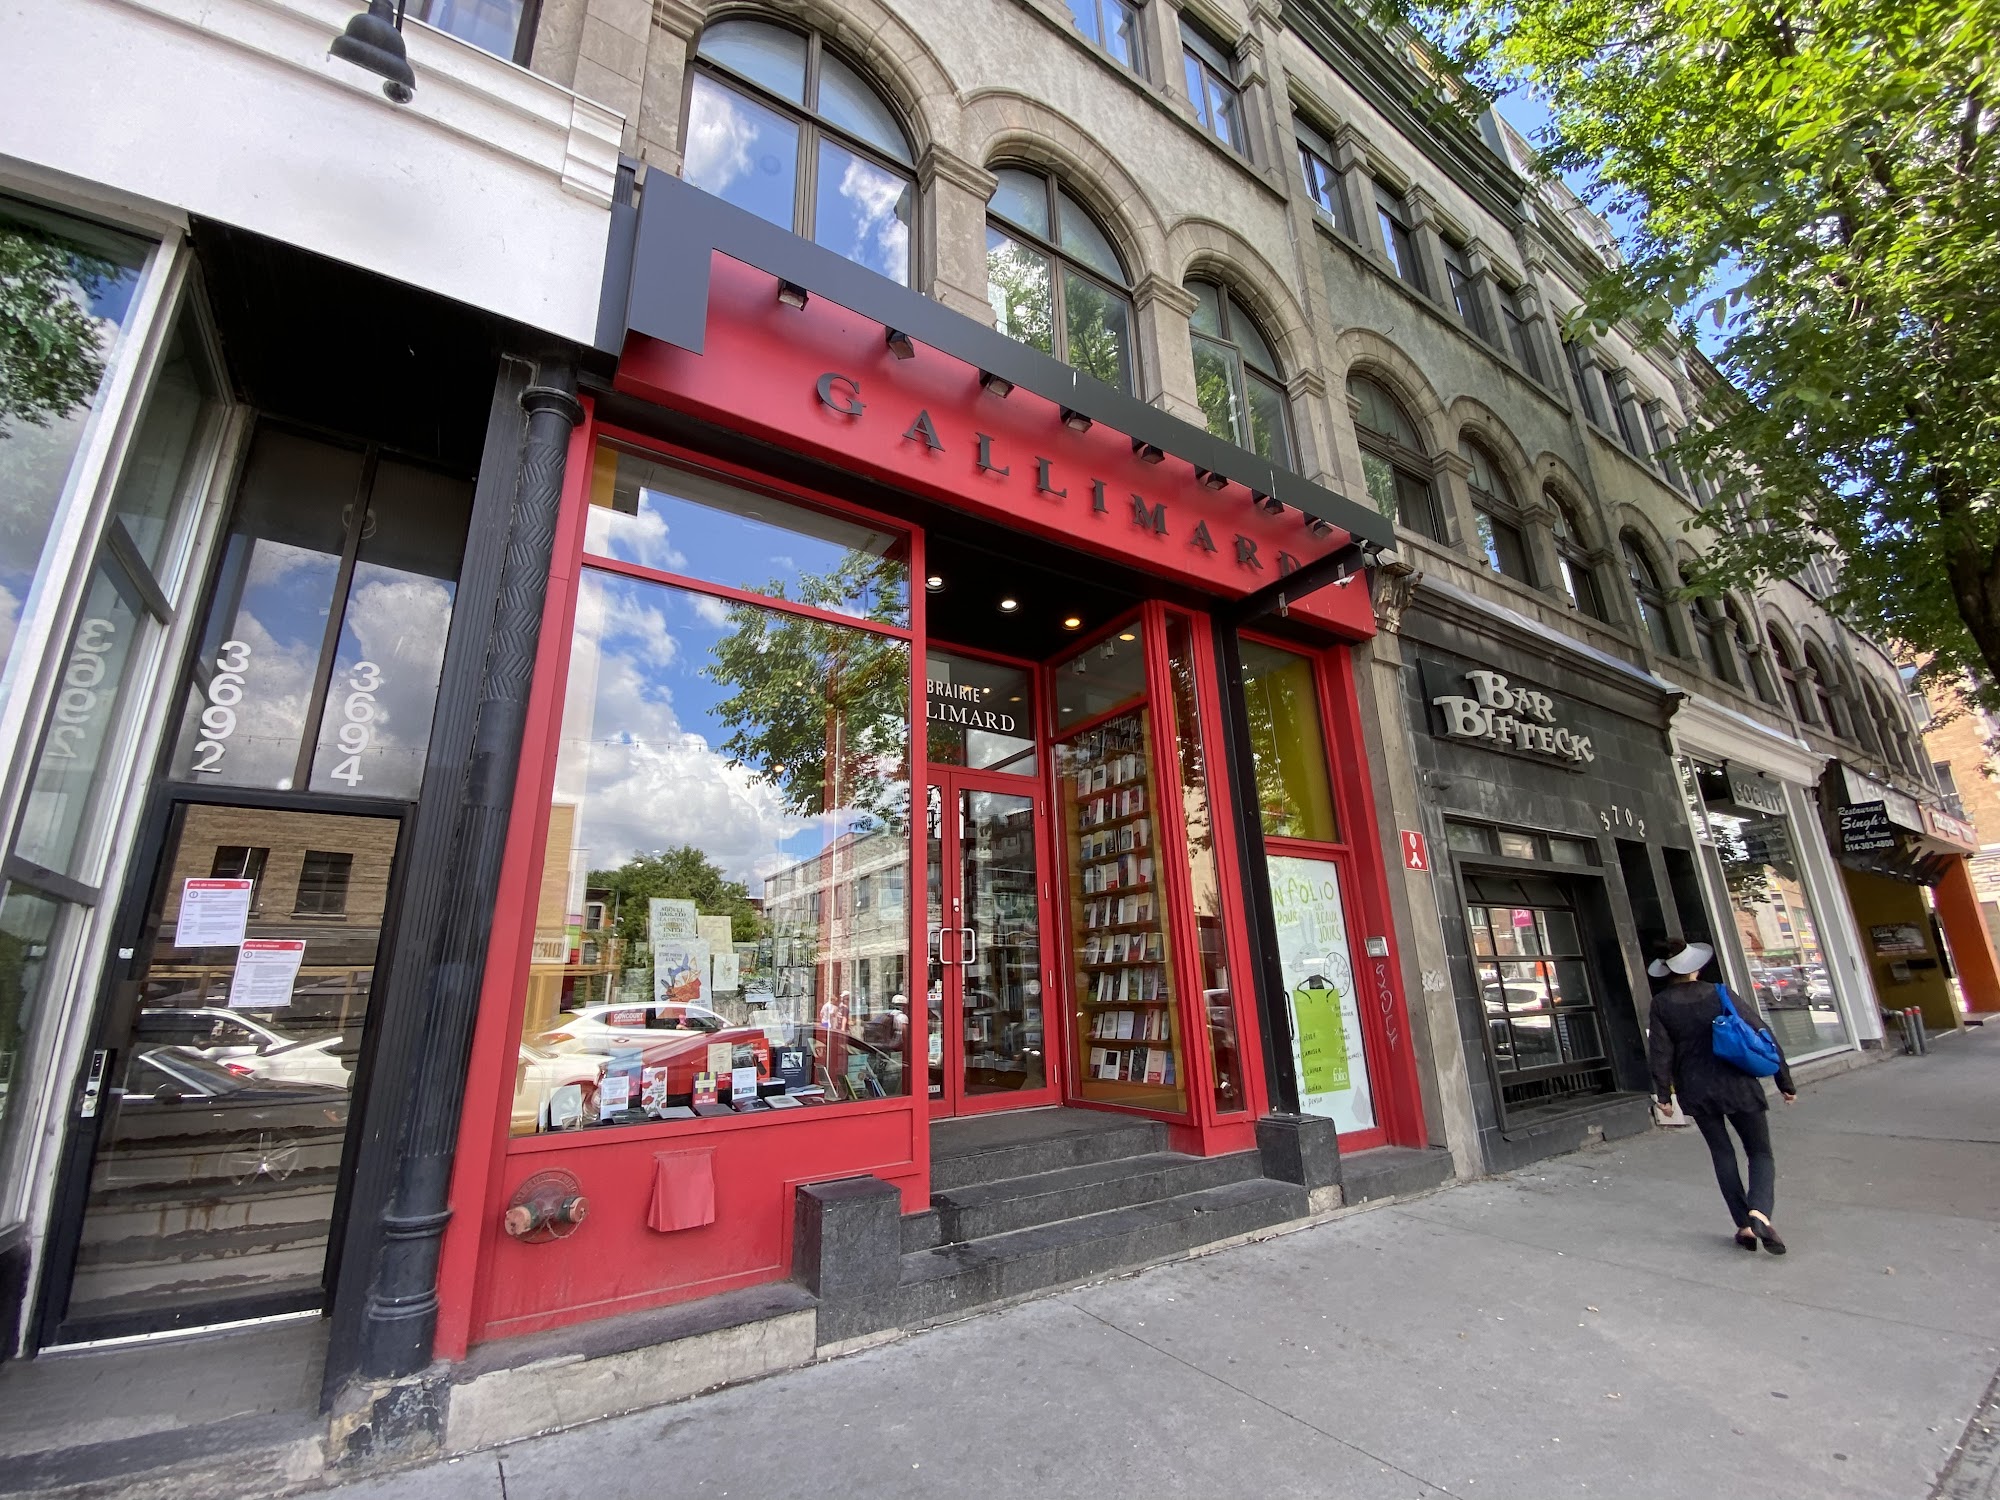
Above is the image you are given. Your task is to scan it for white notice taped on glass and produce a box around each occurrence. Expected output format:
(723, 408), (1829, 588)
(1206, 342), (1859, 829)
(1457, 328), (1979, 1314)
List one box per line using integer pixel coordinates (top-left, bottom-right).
(228, 939), (307, 1009)
(175, 878), (255, 948)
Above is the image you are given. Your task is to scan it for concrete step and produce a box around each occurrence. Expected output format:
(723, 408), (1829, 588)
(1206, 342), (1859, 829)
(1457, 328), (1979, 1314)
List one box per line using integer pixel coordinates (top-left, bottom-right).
(900, 1206), (942, 1253)
(879, 1177), (1307, 1336)
(929, 1112), (1168, 1192)
(1337, 1145), (1455, 1205)
(932, 1150), (1264, 1243)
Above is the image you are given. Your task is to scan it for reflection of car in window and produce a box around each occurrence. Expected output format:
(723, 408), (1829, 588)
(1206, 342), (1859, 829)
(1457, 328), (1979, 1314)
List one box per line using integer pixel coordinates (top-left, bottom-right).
(133, 1006), (352, 1087)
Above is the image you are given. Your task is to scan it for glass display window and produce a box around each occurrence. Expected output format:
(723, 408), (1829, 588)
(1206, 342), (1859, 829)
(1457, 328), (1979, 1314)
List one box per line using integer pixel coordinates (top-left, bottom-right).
(1462, 872), (1615, 1110)
(510, 442), (914, 1133)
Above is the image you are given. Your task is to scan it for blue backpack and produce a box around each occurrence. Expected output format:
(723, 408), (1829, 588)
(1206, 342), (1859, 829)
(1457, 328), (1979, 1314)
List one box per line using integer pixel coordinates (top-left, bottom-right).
(1711, 985), (1783, 1078)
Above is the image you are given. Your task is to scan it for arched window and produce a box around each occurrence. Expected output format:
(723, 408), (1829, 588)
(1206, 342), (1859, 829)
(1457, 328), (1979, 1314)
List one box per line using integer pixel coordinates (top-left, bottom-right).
(685, 19), (915, 285)
(1689, 594), (1737, 684)
(1548, 490), (1605, 619)
(1350, 376), (1441, 539)
(1802, 641), (1842, 734)
(1460, 438), (1531, 582)
(1848, 678), (1884, 755)
(1188, 281), (1292, 465)
(1621, 533), (1678, 656)
(1726, 600), (1778, 704)
(1771, 626), (1813, 723)
(986, 167), (1134, 393)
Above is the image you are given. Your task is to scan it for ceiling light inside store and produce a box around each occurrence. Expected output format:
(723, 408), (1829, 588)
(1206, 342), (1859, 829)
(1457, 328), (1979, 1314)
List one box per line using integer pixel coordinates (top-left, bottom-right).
(1062, 616), (1083, 630)
(1118, 632), (1136, 642)
(925, 575), (945, 591)
(998, 598), (1019, 612)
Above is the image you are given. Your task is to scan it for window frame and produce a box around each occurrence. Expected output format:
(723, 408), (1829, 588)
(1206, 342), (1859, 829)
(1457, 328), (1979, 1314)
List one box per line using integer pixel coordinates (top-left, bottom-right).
(1187, 280), (1295, 468)
(1374, 185), (1427, 293)
(985, 165), (1137, 394)
(1546, 491), (1606, 620)
(1460, 437), (1533, 584)
(1350, 376), (1443, 542)
(1295, 124), (1353, 237)
(1501, 286), (1545, 382)
(1689, 595), (1738, 686)
(1621, 533), (1680, 656)
(409, 0), (542, 67)
(1180, 19), (1247, 154)
(1441, 238), (1488, 340)
(686, 18), (918, 286)
(1771, 626), (1815, 724)
(1065, 0), (1145, 75)
(1562, 335), (1607, 426)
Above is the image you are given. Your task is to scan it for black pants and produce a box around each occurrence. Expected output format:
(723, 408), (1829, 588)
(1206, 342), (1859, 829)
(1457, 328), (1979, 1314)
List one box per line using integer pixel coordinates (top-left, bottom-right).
(1692, 1108), (1775, 1228)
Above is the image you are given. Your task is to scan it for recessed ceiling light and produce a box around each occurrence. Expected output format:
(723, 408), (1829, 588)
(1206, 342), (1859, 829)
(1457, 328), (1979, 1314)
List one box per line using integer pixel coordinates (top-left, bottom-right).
(1118, 631), (1136, 642)
(1062, 615), (1083, 630)
(1009, 695), (1022, 703)
(998, 598), (1019, 613)
(925, 575), (944, 591)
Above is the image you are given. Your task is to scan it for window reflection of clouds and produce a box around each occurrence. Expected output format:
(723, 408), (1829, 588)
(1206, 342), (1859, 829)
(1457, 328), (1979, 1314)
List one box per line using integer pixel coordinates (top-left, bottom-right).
(210, 540), (338, 787)
(309, 568), (454, 798)
(684, 77), (798, 229)
(815, 142), (910, 285)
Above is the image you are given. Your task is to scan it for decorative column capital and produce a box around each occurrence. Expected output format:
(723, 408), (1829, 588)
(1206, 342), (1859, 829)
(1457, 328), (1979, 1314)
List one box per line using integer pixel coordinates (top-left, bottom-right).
(1134, 272), (1201, 318)
(919, 144), (997, 200)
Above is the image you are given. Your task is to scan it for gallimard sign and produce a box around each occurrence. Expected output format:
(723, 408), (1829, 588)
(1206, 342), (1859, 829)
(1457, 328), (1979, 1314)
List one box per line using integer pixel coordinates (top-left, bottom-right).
(927, 678), (1017, 734)
(1424, 664), (1596, 766)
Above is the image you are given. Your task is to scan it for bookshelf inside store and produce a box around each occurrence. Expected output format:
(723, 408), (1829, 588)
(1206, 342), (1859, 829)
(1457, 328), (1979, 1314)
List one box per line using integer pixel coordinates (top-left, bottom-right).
(1057, 707), (1188, 1113)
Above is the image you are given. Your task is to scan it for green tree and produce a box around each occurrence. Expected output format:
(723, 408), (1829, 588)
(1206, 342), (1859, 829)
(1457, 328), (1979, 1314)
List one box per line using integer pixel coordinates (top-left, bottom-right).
(705, 550), (912, 831)
(588, 845), (761, 948)
(1394, 0), (2000, 689)
(1, 224), (116, 434)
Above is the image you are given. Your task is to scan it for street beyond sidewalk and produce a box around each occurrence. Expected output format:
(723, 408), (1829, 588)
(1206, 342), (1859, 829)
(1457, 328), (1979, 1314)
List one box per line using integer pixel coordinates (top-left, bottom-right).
(334, 1029), (2000, 1500)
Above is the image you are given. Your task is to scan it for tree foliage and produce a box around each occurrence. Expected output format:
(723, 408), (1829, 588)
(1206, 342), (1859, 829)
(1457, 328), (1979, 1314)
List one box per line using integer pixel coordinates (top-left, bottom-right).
(0, 224), (115, 435)
(1400, 0), (2000, 690)
(705, 550), (912, 829)
(587, 845), (761, 947)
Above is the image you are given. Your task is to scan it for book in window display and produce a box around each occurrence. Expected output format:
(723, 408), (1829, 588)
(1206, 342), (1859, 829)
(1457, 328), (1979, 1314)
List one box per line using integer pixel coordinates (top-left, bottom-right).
(1057, 708), (1188, 1113)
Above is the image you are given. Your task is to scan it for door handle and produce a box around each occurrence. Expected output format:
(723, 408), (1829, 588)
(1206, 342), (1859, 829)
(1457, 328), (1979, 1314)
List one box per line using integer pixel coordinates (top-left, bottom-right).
(958, 926), (976, 967)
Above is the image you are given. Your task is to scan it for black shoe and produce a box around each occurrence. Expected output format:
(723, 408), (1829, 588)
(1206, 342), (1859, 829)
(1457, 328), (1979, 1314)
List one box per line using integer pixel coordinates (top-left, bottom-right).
(1735, 1228), (1759, 1251)
(1748, 1213), (1786, 1254)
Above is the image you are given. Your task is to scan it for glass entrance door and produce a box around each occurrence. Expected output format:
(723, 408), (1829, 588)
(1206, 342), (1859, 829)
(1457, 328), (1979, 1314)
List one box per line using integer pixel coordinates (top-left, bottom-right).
(50, 802), (400, 1337)
(926, 774), (1056, 1114)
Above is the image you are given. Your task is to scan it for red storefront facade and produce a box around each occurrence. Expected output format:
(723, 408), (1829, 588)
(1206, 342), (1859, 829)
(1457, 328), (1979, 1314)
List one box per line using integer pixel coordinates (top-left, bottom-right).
(434, 177), (1420, 1354)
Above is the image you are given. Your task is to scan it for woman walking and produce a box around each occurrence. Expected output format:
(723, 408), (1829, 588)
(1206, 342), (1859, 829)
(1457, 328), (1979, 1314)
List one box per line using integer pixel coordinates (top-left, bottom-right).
(1647, 941), (1797, 1253)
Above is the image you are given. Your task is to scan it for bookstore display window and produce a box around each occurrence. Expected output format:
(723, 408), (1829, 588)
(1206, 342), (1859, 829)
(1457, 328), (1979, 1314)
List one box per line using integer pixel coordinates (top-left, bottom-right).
(510, 443), (913, 1133)
(1239, 638), (1378, 1137)
(1054, 624), (1186, 1113)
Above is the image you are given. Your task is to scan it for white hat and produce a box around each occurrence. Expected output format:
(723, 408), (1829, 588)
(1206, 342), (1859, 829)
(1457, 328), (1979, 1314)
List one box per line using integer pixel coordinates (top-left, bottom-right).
(1647, 958), (1672, 978)
(1664, 941), (1715, 976)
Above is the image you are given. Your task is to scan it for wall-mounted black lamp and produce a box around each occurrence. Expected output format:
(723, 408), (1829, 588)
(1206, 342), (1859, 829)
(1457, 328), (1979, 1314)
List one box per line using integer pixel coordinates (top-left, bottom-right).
(1060, 407), (1092, 433)
(330, 0), (417, 103)
(980, 371), (1014, 397)
(1251, 491), (1283, 516)
(1195, 467), (1228, 491)
(1303, 515), (1336, 538)
(885, 328), (916, 359)
(777, 281), (810, 309)
(1132, 438), (1165, 464)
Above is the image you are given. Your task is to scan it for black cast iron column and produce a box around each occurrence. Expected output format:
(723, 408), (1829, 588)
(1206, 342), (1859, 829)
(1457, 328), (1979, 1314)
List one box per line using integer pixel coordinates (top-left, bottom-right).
(350, 357), (582, 1381)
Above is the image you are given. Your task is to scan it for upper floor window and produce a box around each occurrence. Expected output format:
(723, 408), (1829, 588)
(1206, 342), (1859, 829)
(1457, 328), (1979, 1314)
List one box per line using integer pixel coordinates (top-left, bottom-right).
(1622, 534), (1679, 656)
(1689, 595), (1737, 685)
(686, 19), (915, 285)
(1728, 600), (1779, 704)
(1803, 643), (1844, 735)
(1066, 0), (1142, 73)
(1549, 493), (1606, 619)
(1563, 335), (1606, 425)
(1182, 21), (1245, 152)
(1607, 370), (1645, 456)
(986, 167), (1133, 393)
(410, 0), (533, 64)
(1375, 186), (1426, 292)
(1351, 376), (1441, 540)
(1296, 123), (1352, 235)
(1442, 239), (1487, 339)
(1502, 287), (1545, 382)
(1461, 439), (1530, 582)
(1189, 281), (1293, 466)
(1771, 628), (1813, 723)
(1644, 401), (1685, 489)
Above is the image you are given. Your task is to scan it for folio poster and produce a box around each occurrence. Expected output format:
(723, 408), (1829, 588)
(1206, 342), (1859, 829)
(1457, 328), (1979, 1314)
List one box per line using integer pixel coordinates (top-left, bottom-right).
(650, 898), (708, 1007)
(1267, 855), (1374, 1133)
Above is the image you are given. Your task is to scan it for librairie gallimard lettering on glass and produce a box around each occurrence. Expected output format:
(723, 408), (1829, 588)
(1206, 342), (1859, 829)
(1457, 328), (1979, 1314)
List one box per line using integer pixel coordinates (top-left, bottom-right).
(1426, 664), (1596, 765)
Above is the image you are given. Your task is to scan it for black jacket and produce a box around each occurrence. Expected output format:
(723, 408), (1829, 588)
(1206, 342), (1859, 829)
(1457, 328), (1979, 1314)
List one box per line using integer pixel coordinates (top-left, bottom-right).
(1647, 979), (1796, 1115)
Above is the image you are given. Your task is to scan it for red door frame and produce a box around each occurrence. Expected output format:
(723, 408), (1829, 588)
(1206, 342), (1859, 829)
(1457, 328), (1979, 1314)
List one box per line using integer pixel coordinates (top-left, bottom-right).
(925, 763), (1064, 1117)
(1240, 627), (1427, 1151)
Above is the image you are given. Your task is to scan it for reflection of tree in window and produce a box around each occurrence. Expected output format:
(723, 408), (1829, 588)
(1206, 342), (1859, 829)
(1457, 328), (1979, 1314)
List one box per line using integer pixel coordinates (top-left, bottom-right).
(707, 551), (912, 831)
(1188, 281), (1293, 466)
(1349, 376), (1441, 539)
(985, 167), (1133, 393)
(588, 846), (762, 953)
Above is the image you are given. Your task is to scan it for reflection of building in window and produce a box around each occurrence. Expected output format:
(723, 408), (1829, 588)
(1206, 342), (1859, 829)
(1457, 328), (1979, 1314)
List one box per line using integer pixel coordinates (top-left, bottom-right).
(293, 850), (354, 917)
(762, 827), (910, 1033)
(210, 844), (268, 910)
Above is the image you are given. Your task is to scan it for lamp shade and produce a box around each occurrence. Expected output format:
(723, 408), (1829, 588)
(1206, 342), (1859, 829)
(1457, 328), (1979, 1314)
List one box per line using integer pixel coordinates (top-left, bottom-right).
(330, 0), (417, 102)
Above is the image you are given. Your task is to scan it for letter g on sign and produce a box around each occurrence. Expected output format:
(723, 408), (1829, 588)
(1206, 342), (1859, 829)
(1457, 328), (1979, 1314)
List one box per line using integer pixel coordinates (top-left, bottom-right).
(816, 372), (865, 417)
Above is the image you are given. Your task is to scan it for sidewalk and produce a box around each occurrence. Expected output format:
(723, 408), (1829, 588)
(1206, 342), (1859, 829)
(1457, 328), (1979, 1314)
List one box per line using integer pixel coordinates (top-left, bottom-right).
(314, 1028), (2000, 1500)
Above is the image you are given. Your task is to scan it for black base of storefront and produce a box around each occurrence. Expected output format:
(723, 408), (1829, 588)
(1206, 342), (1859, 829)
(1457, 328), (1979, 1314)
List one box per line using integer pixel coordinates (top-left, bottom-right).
(1480, 1092), (1655, 1175)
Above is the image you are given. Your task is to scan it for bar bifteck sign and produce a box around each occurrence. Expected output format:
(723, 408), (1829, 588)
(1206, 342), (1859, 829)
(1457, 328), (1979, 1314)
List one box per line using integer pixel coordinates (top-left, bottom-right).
(1421, 662), (1596, 766)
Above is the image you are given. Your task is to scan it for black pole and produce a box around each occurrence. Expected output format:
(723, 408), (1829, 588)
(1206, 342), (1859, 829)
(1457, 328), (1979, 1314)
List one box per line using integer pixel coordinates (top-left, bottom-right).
(1211, 617), (1299, 1115)
(342, 354), (582, 1387)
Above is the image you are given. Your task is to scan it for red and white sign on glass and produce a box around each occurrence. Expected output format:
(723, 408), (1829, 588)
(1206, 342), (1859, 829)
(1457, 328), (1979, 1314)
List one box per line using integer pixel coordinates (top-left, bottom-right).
(1401, 831), (1430, 871)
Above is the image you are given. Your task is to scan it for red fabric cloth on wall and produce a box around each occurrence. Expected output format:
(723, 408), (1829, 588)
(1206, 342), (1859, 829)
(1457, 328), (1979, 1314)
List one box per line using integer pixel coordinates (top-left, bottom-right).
(648, 1149), (716, 1233)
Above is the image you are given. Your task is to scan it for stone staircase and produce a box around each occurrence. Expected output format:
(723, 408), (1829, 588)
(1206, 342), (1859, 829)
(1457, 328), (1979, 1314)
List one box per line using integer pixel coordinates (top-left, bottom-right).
(813, 1110), (1311, 1344)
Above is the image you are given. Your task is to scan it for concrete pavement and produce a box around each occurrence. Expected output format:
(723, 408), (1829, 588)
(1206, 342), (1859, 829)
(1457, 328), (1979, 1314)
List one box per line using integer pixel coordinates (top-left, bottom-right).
(330, 1028), (2000, 1500)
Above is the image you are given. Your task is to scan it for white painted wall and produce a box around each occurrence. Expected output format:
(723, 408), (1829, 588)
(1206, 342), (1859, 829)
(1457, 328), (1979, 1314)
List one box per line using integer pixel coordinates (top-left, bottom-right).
(0, 0), (624, 344)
